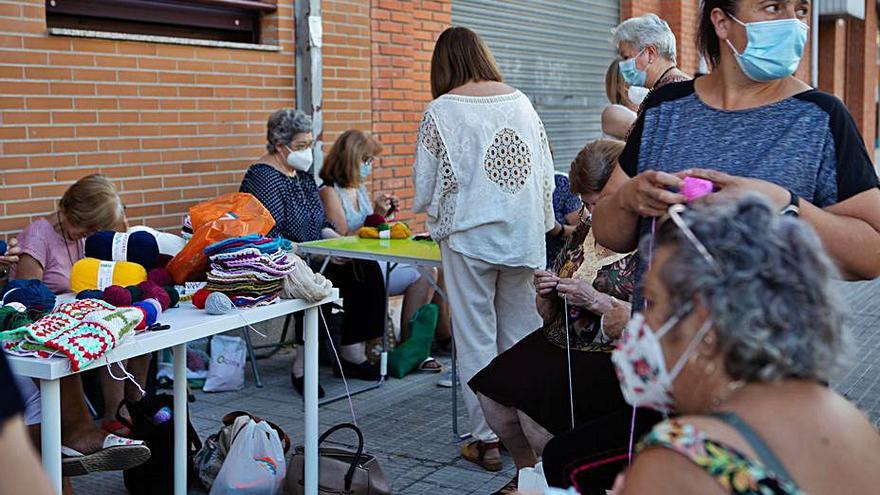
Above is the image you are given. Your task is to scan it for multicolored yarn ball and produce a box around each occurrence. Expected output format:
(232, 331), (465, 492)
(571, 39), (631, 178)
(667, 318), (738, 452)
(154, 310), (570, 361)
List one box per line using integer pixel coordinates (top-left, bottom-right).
(76, 289), (104, 300)
(681, 176), (714, 202)
(205, 292), (235, 315)
(147, 267), (174, 287)
(163, 286), (180, 309)
(1, 279), (56, 314)
(102, 285), (132, 307)
(126, 285), (144, 303)
(0, 305), (31, 332)
(191, 288), (212, 309)
(152, 406), (172, 425)
(133, 300), (159, 328)
(85, 230), (161, 270)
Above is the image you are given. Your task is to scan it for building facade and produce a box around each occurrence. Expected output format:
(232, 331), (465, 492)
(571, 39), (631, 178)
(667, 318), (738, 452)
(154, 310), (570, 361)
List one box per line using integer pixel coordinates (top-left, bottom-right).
(0, 0), (876, 237)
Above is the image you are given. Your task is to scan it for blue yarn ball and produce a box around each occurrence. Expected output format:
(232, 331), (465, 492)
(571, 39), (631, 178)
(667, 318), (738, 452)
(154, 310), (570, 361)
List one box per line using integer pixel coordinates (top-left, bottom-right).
(76, 289), (104, 300)
(205, 292), (235, 315)
(133, 300), (159, 327)
(0, 240), (7, 256)
(1, 279), (56, 314)
(85, 231), (161, 270)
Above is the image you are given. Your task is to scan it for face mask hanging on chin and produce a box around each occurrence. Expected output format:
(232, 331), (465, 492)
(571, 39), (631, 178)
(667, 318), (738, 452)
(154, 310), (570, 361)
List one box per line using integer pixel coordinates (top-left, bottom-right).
(725, 14), (809, 82)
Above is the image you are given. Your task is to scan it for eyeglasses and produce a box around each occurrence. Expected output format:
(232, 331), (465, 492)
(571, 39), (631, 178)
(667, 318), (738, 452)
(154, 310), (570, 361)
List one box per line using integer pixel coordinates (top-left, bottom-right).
(661, 204), (723, 276)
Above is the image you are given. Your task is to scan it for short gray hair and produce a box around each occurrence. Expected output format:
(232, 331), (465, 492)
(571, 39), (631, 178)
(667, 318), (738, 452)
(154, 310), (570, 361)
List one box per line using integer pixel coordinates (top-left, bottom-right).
(612, 14), (677, 63)
(266, 108), (312, 152)
(645, 195), (849, 384)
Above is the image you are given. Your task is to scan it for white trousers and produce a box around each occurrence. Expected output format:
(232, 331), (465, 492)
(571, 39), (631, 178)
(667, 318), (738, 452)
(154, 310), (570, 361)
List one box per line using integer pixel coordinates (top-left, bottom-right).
(441, 243), (541, 442)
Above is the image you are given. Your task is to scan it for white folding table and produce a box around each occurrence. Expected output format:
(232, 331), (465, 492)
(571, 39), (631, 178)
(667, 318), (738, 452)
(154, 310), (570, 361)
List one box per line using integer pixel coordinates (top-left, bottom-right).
(7, 290), (339, 495)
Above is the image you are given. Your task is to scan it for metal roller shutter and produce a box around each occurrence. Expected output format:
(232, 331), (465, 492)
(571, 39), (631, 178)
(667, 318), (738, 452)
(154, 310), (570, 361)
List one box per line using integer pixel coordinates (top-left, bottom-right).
(452, 0), (619, 170)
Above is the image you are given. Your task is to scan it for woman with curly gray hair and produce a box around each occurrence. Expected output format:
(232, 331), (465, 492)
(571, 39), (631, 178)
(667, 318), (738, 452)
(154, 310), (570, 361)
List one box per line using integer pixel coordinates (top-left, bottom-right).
(607, 195), (880, 495)
(240, 109), (387, 394)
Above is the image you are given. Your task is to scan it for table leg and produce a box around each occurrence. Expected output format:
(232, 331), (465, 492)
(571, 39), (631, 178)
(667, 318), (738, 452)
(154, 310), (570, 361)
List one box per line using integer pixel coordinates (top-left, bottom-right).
(381, 262), (396, 381)
(172, 344), (187, 495)
(304, 306), (319, 495)
(40, 378), (62, 493)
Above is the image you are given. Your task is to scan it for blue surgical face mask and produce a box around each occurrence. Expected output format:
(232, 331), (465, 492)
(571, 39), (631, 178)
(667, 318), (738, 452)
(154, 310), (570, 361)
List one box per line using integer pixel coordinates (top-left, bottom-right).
(619, 49), (649, 88)
(725, 14), (808, 82)
(359, 159), (372, 180)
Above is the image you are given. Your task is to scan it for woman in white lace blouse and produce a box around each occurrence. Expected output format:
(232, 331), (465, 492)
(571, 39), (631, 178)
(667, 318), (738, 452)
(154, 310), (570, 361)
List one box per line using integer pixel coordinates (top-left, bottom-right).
(413, 26), (556, 472)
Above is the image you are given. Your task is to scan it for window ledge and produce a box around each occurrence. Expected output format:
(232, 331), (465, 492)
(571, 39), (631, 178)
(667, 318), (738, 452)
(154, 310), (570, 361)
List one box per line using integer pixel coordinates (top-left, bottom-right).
(48, 27), (280, 52)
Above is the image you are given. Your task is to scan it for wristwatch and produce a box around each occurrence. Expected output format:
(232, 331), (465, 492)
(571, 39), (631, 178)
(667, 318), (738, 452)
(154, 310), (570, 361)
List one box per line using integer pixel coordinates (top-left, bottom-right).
(781, 189), (800, 217)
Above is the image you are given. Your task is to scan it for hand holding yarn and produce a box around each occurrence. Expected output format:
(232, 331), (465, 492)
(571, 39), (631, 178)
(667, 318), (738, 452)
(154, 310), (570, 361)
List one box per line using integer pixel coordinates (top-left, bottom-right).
(676, 168), (790, 210)
(680, 177), (714, 202)
(0, 238), (20, 267)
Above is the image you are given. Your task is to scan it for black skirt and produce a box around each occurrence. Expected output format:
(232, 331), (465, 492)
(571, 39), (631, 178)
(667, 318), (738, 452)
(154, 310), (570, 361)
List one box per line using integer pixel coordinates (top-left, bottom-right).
(468, 329), (629, 436)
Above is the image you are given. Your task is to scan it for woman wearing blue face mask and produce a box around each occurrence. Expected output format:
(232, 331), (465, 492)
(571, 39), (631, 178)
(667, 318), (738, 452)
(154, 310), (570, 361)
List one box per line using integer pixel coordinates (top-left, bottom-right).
(594, 0), (880, 308)
(319, 130), (449, 352)
(605, 195), (880, 495)
(612, 14), (691, 93)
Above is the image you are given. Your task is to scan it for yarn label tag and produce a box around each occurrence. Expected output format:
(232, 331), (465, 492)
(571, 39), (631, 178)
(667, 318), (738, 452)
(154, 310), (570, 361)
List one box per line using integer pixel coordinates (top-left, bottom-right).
(97, 261), (115, 290)
(379, 230), (391, 239)
(112, 233), (129, 261)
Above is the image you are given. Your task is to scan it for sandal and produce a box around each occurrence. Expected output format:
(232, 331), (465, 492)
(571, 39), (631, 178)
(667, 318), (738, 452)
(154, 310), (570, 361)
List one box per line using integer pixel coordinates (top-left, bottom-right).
(61, 433), (151, 477)
(491, 475), (519, 495)
(417, 357), (443, 374)
(460, 440), (502, 472)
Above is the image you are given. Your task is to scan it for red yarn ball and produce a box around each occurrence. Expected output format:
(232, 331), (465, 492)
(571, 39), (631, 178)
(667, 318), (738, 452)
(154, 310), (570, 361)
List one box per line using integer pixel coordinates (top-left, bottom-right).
(192, 288), (212, 310)
(103, 285), (132, 307)
(138, 280), (161, 294)
(144, 285), (171, 311)
(147, 267), (174, 287)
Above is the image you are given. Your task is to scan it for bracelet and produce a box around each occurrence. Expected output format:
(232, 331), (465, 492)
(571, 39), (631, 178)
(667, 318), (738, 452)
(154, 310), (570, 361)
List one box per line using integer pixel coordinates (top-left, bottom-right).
(780, 189), (800, 217)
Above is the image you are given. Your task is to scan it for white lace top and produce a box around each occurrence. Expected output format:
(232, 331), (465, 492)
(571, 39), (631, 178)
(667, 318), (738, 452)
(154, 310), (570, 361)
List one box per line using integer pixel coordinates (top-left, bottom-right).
(413, 90), (555, 269)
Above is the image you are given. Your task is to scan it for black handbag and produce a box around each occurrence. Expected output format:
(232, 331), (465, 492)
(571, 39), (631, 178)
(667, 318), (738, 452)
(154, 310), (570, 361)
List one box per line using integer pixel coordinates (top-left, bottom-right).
(285, 423), (390, 495)
(119, 392), (202, 495)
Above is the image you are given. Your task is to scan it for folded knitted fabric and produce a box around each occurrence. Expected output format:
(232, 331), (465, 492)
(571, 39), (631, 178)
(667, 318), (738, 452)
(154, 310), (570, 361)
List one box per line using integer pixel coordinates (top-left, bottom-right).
(230, 294), (280, 307)
(204, 235), (286, 256)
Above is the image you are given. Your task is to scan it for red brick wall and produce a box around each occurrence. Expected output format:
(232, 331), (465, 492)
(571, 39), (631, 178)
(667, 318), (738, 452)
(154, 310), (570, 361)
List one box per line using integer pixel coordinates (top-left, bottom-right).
(369, 0), (450, 228)
(0, 0), (297, 239)
(622, 0), (699, 75)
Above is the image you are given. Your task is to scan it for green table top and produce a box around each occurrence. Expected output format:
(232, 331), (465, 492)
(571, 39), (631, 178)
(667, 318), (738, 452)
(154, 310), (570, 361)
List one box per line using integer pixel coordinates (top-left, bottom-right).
(296, 236), (441, 267)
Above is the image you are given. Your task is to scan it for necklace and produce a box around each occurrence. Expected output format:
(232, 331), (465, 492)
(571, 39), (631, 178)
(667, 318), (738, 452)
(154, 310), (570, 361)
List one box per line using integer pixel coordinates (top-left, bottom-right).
(710, 379), (746, 410)
(57, 211), (81, 266)
(653, 65), (677, 89)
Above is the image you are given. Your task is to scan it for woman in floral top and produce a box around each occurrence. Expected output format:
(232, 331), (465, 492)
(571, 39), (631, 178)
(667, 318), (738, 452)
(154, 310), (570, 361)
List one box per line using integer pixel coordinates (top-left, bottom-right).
(469, 140), (644, 494)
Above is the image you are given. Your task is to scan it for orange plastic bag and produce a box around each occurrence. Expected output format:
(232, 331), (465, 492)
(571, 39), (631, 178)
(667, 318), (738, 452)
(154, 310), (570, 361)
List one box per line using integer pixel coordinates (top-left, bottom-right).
(166, 193), (275, 284)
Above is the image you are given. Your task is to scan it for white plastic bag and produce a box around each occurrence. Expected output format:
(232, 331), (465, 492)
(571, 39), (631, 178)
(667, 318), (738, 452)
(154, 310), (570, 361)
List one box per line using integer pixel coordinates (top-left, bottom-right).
(209, 419), (285, 495)
(203, 335), (246, 392)
(518, 461), (550, 492)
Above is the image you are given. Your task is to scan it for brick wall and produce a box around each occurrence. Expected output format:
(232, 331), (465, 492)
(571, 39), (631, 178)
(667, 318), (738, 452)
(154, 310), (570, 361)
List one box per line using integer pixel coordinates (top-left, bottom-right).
(0, 0), (297, 239)
(369, 0), (450, 227)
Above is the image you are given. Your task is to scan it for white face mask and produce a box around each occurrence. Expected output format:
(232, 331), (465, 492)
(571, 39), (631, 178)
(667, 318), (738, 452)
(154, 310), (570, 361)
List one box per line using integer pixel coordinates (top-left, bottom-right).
(628, 86), (649, 106)
(285, 146), (313, 172)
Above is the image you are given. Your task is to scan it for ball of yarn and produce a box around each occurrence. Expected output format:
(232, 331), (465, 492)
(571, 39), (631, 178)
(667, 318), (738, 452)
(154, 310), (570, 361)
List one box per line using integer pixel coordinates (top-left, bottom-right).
(4, 301), (26, 313)
(142, 298), (163, 318)
(164, 286), (180, 309)
(126, 285), (144, 303)
(85, 231), (161, 270)
(102, 285), (132, 307)
(0, 305), (31, 332)
(127, 226), (186, 257)
(147, 267), (174, 287)
(139, 281), (169, 311)
(681, 176), (714, 202)
(0, 240), (7, 256)
(70, 258), (147, 293)
(133, 300), (159, 327)
(1, 279), (56, 314)
(191, 288), (212, 309)
(205, 292), (235, 315)
(76, 289), (104, 300)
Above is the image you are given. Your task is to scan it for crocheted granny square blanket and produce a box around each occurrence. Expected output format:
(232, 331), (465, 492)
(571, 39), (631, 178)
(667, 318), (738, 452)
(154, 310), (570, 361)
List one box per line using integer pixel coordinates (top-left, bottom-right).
(43, 322), (116, 372)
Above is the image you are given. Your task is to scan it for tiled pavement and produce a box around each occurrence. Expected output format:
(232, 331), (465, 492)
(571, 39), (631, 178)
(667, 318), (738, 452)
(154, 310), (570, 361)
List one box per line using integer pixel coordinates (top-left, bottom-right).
(72, 279), (880, 494)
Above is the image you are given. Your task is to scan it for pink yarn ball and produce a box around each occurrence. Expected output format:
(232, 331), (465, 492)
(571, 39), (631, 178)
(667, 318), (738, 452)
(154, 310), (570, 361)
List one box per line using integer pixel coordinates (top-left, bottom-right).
(147, 267), (174, 287)
(103, 285), (132, 307)
(681, 176), (714, 202)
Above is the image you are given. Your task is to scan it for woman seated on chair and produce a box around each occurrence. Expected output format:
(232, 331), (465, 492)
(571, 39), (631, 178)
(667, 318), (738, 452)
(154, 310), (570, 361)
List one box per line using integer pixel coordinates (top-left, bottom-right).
(605, 195), (880, 495)
(467, 139), (656, 494)
(318, 130), (446, 359)
(240, 109), (387, 397)
(9, 174), (150, 486)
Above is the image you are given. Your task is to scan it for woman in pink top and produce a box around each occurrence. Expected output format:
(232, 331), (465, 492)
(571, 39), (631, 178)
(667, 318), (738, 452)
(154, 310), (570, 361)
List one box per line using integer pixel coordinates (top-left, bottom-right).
(9, 175), (150, 487)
